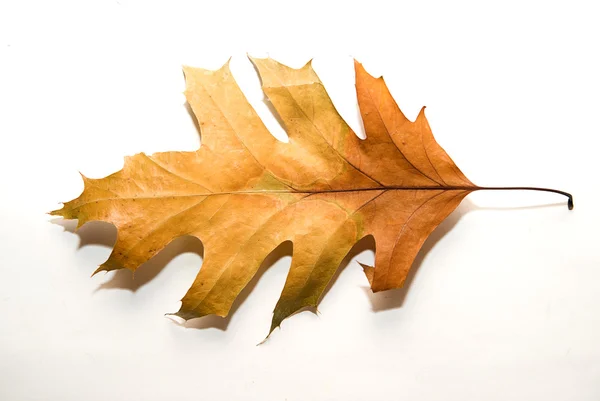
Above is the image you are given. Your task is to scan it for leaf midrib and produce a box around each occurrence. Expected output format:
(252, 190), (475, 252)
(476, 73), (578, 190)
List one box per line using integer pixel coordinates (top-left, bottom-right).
(68, 186), (477, 211)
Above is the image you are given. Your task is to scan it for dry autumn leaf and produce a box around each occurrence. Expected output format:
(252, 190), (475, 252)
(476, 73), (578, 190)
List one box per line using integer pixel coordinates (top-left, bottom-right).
(51, 57), (573, 336)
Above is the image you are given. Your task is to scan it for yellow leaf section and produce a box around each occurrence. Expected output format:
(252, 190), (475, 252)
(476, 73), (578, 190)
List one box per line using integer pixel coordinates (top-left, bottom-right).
(179, 190), (380, 322)
(51, 60), (379, 327)
(52, 61), (297, 276)
(52, 57), (476, 335)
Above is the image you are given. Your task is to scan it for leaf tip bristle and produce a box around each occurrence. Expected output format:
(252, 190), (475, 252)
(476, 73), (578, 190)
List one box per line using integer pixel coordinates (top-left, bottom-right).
(412, 105), (428, 124)
(48, 207), (63, 217)
(77, 171), (90, 185)
(302, 58), (314, 70)
(257, 332), (273, 346)
(168, 307), (223, 322)
(246, 53), (263, 64)
(358, 262), (375, 286)
(263, 323), (280, 344)
(91, 266), (109, 277)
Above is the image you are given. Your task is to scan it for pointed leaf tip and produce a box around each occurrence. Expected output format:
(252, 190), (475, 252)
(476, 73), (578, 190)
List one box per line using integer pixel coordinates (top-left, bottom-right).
(91, 266), (109, 277)
(358, 262), (375, 286)
(48, 208), (63, 217)
(302, 58), (314, 69)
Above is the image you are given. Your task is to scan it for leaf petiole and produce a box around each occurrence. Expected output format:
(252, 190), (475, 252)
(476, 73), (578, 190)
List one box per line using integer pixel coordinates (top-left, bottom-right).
(473, 186), (574, 210)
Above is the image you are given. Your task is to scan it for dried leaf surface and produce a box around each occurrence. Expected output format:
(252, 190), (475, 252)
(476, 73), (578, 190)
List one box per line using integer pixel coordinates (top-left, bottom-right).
(52, 58), (475, 333)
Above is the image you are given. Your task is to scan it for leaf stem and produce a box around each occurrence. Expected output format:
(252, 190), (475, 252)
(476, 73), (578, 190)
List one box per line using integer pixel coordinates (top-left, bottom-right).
(474, 186), (574, 210)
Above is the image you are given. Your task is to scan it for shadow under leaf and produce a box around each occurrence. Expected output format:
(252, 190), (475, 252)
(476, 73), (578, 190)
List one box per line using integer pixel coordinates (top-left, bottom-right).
(362, 198), (471, 312)
(51, 194), (552, 330)
(51, 218), (117, 248)
(97, 235), (204, 292)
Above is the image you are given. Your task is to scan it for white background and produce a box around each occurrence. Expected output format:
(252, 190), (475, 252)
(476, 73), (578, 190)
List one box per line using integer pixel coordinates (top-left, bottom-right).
(1, 0), (599, 400)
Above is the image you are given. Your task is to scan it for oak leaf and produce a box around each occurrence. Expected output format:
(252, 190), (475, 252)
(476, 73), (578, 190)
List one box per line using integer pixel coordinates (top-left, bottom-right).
(51, 57), (571, 335)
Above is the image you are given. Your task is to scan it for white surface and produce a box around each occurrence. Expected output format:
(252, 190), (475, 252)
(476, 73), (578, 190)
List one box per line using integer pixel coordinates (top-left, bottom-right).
(1, 0), (599, 400)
